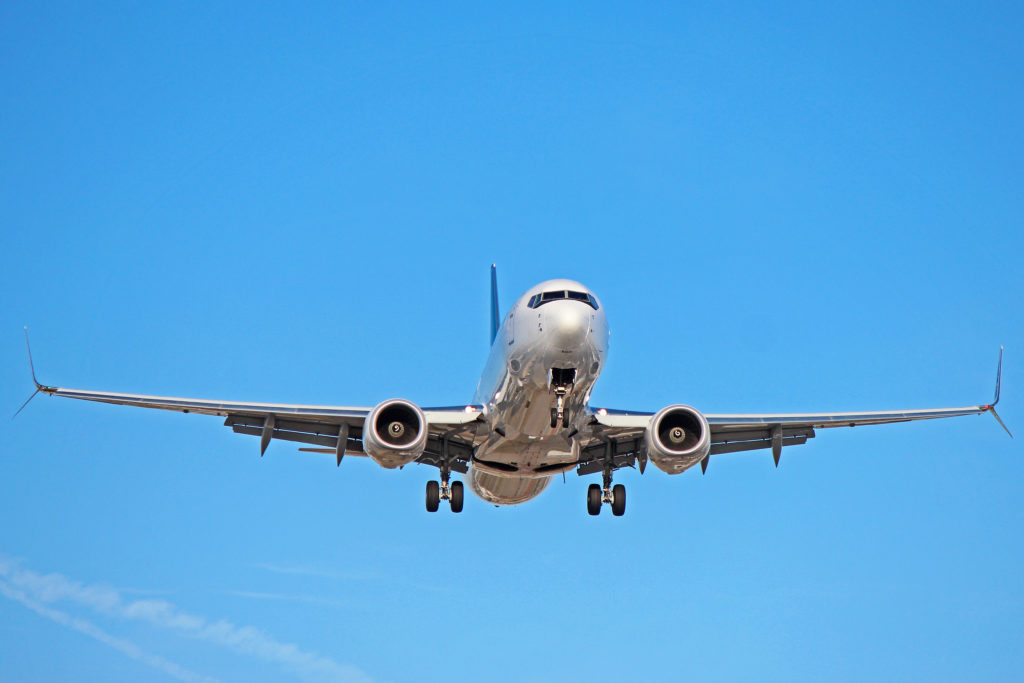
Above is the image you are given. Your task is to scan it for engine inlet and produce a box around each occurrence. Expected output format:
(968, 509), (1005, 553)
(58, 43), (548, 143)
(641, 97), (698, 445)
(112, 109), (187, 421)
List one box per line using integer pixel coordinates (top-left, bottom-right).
(375, 403), (420, 446)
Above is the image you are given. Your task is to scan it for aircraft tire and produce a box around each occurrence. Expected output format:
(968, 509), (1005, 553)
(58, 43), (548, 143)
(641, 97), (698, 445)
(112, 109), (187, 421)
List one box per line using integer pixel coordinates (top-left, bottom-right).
(426, 480), (440, 512)
(611, 484), (626, 516)
(587, 484), (602, 516)
(450, 481), (464, 513)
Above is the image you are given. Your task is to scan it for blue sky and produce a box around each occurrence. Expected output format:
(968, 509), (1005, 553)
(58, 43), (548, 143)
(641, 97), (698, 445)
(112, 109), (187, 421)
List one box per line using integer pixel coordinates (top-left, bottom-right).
(1, 2), (1021, 681)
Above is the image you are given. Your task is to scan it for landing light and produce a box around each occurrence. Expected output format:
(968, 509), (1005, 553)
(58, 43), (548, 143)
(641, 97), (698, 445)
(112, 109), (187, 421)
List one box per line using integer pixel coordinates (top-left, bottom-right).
(464, 405), (475, 413)
(597, 408), (608, 416)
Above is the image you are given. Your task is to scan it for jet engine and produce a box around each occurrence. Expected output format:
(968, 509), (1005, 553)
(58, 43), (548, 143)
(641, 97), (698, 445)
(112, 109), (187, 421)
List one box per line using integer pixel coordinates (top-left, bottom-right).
(362, 399), (428, 469)
(644, 405), (711, 474)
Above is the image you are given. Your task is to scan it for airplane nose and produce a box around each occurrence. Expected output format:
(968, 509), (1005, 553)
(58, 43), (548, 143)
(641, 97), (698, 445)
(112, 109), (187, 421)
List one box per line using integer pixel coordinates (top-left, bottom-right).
(548, 303), (588, 348)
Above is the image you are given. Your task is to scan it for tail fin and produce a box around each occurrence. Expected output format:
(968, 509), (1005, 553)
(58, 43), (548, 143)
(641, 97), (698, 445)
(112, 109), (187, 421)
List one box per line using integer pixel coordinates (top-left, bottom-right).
(490, 264), (500, 345)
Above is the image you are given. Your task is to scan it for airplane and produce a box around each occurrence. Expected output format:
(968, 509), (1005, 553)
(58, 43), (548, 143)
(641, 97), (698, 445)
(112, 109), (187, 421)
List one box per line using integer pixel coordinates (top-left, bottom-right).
(20, 266), (1010, 516)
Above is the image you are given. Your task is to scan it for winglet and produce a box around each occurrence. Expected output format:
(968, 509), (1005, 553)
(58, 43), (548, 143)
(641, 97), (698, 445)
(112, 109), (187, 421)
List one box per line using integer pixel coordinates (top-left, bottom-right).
(490, 264), (500, 345)
(24, 327), (43, 390)
(983, 346), (1011, 438)
(993, 345), (1004, 407)
(23, 327), (56, 393)
(13, 327), (50, 419)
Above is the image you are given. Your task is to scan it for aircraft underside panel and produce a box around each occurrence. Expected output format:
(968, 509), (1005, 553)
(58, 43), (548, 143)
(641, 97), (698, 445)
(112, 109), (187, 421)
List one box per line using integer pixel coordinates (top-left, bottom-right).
(469, 469), (552, 505)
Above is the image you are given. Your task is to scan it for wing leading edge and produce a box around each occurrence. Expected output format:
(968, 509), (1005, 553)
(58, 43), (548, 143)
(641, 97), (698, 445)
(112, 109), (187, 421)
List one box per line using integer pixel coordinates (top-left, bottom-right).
(581, 348), (1008, 475)
(33, 380), (485, 470)
(20, 330), (1008, 480)
(24, 324), (484, 471)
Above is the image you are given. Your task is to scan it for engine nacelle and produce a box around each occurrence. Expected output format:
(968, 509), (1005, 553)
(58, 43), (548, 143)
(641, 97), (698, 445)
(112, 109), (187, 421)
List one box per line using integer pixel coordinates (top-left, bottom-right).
(644, 404), (711, 475)
(362, 399), (428, 469)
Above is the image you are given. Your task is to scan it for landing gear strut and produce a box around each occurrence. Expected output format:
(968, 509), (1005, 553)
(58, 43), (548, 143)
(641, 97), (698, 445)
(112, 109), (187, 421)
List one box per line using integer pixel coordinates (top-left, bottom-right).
(550, 372), (573, 429)
(587, 464), (626, 516)
(426, 460), (464, 513)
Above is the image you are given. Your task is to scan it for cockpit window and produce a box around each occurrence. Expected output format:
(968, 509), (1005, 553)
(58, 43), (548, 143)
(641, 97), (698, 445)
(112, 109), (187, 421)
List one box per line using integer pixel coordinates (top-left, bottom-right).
(527, 290), (599, 310)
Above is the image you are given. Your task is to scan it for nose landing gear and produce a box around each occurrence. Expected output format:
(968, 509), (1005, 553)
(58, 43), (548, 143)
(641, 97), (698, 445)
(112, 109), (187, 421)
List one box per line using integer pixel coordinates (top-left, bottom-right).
(550, 400), (568, 429)
(550, 389), (569, 429)
(549, 368), (576, 429)
(586, 465), (626, 516)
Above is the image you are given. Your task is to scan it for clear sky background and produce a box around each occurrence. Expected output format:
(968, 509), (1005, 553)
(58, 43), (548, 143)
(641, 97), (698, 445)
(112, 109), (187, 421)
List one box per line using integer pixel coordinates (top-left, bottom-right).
(1, 2), (1021, 681)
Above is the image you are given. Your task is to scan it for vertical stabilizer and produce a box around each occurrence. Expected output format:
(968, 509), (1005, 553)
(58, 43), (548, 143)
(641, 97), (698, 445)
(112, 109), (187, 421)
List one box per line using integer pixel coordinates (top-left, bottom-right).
(490, 264), (500, 345)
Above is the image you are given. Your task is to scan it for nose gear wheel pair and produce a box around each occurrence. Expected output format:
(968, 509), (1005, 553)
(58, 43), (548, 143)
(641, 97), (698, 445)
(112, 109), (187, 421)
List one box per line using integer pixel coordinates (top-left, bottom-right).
(549, 384), (571, 429)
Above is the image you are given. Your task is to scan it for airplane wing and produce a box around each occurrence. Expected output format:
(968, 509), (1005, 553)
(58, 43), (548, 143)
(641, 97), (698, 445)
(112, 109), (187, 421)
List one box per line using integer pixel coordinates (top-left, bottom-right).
(28, 377), (484, 472)
(578, 349), (1009, 475)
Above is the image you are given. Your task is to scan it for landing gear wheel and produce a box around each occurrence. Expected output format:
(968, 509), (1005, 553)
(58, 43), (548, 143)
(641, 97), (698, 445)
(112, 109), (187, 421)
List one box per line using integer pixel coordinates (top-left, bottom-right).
(450, 481), (464, 513)
(587, 484), (602, 516)
(425, 480), (440, 513)
(550, 408), (559, 429)
(611, 484), (626, 516)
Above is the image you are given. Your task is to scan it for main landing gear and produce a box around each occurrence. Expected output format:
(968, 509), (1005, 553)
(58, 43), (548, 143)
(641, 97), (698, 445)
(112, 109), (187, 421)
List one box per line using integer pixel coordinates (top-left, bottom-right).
(426, 463), (463, 513)
(587, 466), (625, 516)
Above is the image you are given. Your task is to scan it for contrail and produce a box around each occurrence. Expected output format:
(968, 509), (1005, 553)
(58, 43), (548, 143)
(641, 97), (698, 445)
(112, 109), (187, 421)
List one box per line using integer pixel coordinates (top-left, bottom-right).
(0, 556), (375, 683)
(0, 578), (217, 683)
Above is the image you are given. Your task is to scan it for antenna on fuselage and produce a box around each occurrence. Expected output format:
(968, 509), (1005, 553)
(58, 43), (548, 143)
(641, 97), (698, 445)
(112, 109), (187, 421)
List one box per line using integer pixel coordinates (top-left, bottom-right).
(490, 264), (500, 345)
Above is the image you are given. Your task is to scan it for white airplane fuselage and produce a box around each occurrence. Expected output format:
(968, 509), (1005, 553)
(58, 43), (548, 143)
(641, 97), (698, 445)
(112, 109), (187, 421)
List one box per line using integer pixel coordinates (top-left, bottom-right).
(470, 279), (609, 505)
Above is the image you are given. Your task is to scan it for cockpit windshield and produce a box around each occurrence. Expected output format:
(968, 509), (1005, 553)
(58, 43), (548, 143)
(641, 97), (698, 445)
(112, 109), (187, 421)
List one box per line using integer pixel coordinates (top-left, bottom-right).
(527, 290), (599, 310)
